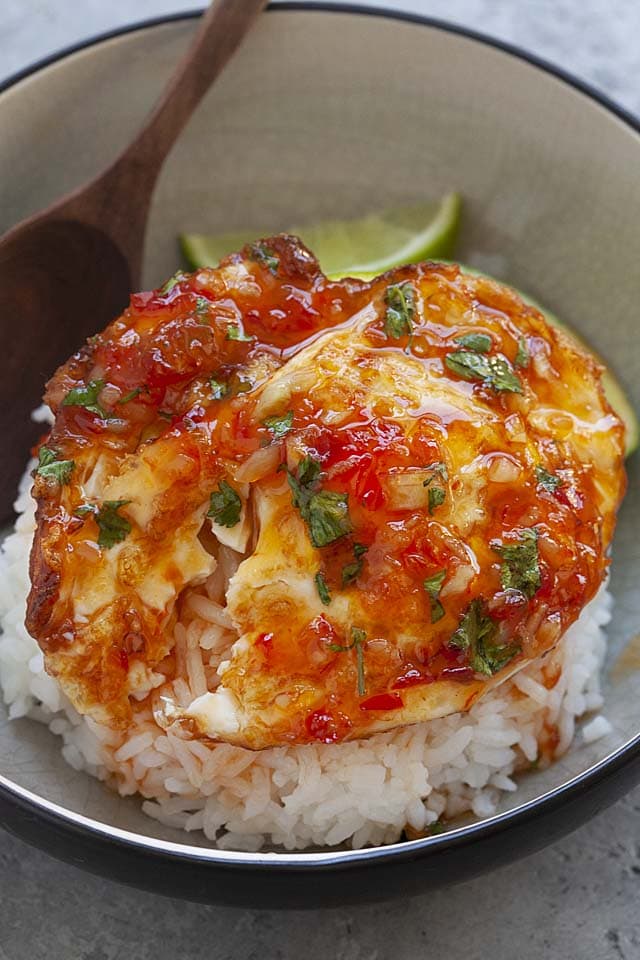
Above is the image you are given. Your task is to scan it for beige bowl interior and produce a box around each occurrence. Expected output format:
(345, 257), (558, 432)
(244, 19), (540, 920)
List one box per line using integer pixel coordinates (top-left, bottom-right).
(0, 8), (638, 849)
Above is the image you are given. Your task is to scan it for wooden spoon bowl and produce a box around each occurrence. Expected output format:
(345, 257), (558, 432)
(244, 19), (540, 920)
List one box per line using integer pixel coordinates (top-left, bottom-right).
(0, 0), (267, 514)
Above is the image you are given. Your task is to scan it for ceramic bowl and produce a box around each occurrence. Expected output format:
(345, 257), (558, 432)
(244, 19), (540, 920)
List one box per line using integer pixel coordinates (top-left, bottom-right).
(0, 4), (639, 908)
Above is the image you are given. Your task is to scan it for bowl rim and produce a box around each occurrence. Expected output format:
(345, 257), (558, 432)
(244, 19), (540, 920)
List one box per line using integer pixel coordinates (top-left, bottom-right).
(1, 1), (639, 871)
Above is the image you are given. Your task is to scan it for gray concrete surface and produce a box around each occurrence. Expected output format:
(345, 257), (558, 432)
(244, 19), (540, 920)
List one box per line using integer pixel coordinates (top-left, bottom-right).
(1, 1), (639, 957)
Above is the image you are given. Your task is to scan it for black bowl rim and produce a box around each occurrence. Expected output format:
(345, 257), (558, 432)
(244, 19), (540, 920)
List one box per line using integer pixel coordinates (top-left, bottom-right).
(1, 1), (639, 872)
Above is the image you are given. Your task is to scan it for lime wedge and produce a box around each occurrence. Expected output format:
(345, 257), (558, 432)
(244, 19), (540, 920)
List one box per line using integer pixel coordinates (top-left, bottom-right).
(180, 193), (461, 275)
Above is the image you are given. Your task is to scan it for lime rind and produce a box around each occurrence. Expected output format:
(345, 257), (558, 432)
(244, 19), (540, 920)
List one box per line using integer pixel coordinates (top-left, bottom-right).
(180, 193), (462, 276)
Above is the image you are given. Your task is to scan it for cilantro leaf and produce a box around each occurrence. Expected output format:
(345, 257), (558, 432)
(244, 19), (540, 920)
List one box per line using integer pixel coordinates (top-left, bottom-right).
(422, 461), (448, 514)
(76, 499), (132, 549)
(449, 598), (520, 676)
(315, 572), (331, 605)
(423, 568), (446, 623)
(226, 324), (254, 342)
(308, 491), (352, 548)
(158, 271), (186, 296)
(209, 377), (228, 401)
(454, 333), (492, 353)
(263, 410), (294, 440)
(296, 456), (322, 488)
(195, 297), (211, 316)
(492, 528), (541, 598)
(118, 385), (149, 405)
(283, 457), (352, 548)
(62, 379), (110, 418)
(514, 336), (530, 368)
(250, 242), (279, 274)
(428, 486), (446, 515)
(341, 561), (361, 586)
(342, 542), (368, 587)
(444, 351), (523, 393)
(535, 466), (562, 493)
(36, 446), (74, 485)
(207, 480), (242, 528)
(384, 281), (416, 340)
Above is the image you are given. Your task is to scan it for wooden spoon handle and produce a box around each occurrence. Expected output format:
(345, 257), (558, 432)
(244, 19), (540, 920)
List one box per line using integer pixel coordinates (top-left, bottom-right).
(111, 0), (268, 190)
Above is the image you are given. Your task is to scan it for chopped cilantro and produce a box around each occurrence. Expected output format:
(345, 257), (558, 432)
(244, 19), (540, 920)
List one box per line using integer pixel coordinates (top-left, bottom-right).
(283, 456), (352, 548)
(62, 379), (110, 418)
(209, 377), (228, 401)
(492, 528), (541, 598)
(330, 627), (367, 696)
(423, 568), (446, 623)
(341, 542), (368, 586)
(195, 296), (211, 316)
(449, 598), (520, 676)
(384, 281), (416, 340)
(263, 410), (294, 440)
(314, 572), (331, 606)
(158, 271), (186, 296)
(514, 336), (530, 368)
(75, 499), (132, 549)
(118, 385), (148, 405)
(422, 461), (448, 514)
(36, 446), (74, 485)
(445, 351), (523, 393)
(427, 485), (446, 515)
(535, 466), (562, 493)
(454, 332), (492, 353)
(207, 480), (242, 528)
(296, 456), (322, 487)
(250, 242), (279, 274)
(308, 492), (352, 549)
(428, 821), (445, 836)
(226, 324), (254, 342)
(341, 561), (361, 586)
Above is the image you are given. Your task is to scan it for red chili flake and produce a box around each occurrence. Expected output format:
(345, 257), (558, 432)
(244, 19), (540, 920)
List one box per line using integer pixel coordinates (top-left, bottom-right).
(360, 692), (403, 711)
(359, 471), (385, 511)
(440, 666), (475, 682)
(255, 632), (274, 655)
(130, 291), (155, 311)
(108, 646), (129, 673)
(305, 708), (352, 743)
(440, 643), (462, 663)
(537, 561), (554, 599)
(486, 589), (528, 622)
(392, 668), (434, 690)
(306, 615), (340, 648)
(554, 484), (584, 511)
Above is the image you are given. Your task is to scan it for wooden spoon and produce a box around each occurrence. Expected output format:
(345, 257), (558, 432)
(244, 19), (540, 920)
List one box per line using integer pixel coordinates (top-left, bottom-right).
(0, 0), (267, 515)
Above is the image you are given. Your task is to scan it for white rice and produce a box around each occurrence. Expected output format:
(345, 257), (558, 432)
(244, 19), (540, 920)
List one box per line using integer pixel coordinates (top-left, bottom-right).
(0, 466), (614, 851)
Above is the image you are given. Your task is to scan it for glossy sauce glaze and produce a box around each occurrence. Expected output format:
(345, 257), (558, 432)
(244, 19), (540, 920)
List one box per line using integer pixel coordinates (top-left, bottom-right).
(26, 235), (626, 748)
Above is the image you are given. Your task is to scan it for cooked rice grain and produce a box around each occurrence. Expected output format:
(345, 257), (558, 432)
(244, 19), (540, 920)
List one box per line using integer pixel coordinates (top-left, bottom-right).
(0, 469), (614, 850)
